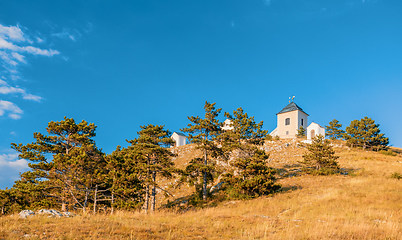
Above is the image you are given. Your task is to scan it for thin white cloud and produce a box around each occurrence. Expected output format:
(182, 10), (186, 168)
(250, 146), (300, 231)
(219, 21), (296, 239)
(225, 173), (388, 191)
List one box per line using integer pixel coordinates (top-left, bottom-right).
(0, 81), (42, 102)
(0, 24), (25, 42)
(0, 153), (28, 171)
(0, 100), (23, 119)
(0, 152), (29, 188)
(0, 37), (59, 57)
(0, 37), (18, 51)
(0, 51), (18, 66)
(0, 23), (59, 119)
(52, 28), (81, 42)
(0, 85), (25, 94)
(21, 46), (59, 56)
(36, 37), (44, 43)
(22, 93), (42, 102)
(0, 23), (60, 76)
(11, 52), (26, 63)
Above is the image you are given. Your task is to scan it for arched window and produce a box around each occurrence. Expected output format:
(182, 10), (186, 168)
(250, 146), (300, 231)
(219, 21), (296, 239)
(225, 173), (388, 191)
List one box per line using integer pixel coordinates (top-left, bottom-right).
(311, 129), (315, 139)
(285, 118), (290, 125)
(301, 119), (304, 126)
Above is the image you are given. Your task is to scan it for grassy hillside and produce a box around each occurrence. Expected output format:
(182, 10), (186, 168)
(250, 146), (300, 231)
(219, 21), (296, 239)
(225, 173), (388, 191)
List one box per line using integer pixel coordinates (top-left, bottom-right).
(1, 140), (402, 239)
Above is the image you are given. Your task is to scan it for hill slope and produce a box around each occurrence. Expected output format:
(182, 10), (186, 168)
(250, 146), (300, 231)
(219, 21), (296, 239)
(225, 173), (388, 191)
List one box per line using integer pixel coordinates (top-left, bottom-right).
(1, 140), (402, 239)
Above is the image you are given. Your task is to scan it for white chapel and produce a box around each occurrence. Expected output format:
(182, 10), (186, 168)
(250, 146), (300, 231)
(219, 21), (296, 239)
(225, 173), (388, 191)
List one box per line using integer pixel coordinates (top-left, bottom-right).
(270, 101), (325, 140)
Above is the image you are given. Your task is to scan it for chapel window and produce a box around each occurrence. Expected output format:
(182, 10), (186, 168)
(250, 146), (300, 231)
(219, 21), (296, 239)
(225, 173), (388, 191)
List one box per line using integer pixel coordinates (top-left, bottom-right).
(285, 118), (290, 125)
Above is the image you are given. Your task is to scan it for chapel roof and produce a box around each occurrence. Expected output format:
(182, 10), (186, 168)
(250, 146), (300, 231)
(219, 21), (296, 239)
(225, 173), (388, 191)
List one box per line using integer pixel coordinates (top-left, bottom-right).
(173, 132), (187, 137)
(277, 102), (309, 116)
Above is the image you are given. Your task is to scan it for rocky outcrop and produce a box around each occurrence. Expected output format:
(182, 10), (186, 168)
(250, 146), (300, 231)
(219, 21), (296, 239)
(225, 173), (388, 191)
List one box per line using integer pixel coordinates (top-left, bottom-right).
(18, 210), (35, 219)
(18, 209), (75, 219)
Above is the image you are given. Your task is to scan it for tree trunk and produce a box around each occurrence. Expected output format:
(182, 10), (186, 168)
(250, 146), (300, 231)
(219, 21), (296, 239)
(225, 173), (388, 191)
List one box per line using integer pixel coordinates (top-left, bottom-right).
(111, 193), (114, 214)
(144, 185), (149, 214)
(151, 170), (156, 212)
(144, 156), (151, 213)
(83, 187), (89, 213)
(61, 201), (67, 212)
(93, 184), (98, 214)
(61, 185), (68, 212)
(203, 149), (207, 201)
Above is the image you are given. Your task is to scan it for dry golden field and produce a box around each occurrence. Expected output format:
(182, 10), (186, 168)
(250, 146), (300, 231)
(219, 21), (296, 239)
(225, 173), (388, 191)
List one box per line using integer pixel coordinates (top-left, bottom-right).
(1, 140), (402, 239)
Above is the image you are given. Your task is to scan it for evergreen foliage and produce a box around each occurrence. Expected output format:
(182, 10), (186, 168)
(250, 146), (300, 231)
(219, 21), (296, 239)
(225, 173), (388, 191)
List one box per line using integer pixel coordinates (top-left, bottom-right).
(301, 135), (339, 175)
(344, 117), (389, 150)
(222, 148), (280, 199)
(220, 108), (280, 199)
(297, 126), (306, 138)
(0, 189), (11, 215)
(11, 117), (105, 212)
(222, 107), (267, 146)
(127, 124), (177, 212)
(325, 119), (345, 140)
(391, 172), (402, 180)
(181, 101), (223, 201)
(106, 146), (145, 212)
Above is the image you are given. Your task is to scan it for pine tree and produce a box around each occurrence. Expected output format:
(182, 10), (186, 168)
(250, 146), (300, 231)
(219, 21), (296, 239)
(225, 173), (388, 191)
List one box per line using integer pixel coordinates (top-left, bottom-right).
(325, 119), (345, 140)
(181, 101), (223, 201)
(128, 124), (177, 213)
(222, 148), (280, 198)
(344, 117), (389, 150)
(301, 135), (339, 174)
(223, 107), (267, 146)
(0, 189), (10, 215)
(11, 117), (105, 212)
(106, 146), (146, 212)
(297, 126), (306, 138)
(220, 108), (280, 199)
(0, 188), (25, 214)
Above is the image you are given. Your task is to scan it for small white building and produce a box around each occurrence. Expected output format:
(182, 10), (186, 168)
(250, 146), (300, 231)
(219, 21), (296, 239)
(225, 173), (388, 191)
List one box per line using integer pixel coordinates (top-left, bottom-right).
(222, 119), (234, 131)
(307, 122), (325, 140)
(171, 132), (187, 147)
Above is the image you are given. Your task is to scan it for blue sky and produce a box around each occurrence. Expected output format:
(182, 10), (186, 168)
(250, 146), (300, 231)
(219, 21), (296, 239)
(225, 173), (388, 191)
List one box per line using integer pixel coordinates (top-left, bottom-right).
(1, 0), (401, 189)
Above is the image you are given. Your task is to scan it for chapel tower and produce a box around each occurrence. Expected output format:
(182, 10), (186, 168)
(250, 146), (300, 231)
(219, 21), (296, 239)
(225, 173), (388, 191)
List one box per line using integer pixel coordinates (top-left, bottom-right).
(271, 101), (308, 139)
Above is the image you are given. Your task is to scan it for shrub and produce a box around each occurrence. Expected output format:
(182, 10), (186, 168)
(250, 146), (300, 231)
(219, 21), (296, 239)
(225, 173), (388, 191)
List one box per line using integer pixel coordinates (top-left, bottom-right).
(380, 150), (397, 156)
(301, 135), (340, 175)
(265, 134), (273, 141)
(391, 172), (402, 180)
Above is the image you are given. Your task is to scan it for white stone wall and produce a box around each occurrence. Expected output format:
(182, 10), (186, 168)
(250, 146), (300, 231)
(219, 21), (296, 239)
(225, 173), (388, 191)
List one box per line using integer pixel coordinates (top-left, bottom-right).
(307, 122), (325, 140)
(222, 119), (234, 131)
(276, 110), (308, 139)
(171, 133), (187, 147)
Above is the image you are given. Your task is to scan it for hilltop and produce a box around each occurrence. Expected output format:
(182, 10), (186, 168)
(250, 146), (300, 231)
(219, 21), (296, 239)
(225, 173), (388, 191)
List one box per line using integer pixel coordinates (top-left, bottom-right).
(1, 139), (401, 239)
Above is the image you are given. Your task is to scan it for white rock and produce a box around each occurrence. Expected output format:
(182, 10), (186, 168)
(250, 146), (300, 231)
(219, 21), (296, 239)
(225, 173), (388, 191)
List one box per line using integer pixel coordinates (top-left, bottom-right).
(19, 210), (35, 219)
(210, 182), (225, 193)
(37, 209), (63, 217)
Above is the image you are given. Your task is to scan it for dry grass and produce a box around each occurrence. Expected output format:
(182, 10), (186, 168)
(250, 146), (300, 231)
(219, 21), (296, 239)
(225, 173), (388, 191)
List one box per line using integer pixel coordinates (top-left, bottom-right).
(1, 140), (402, 239)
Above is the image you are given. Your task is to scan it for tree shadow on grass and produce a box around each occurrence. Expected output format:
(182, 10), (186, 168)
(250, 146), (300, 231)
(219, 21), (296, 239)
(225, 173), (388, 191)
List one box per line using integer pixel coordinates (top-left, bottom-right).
(390, 148), (402, 155)
(276, 163), (303, 179)
(339, 167), (364, 176)
(277, 185), (303, 194)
